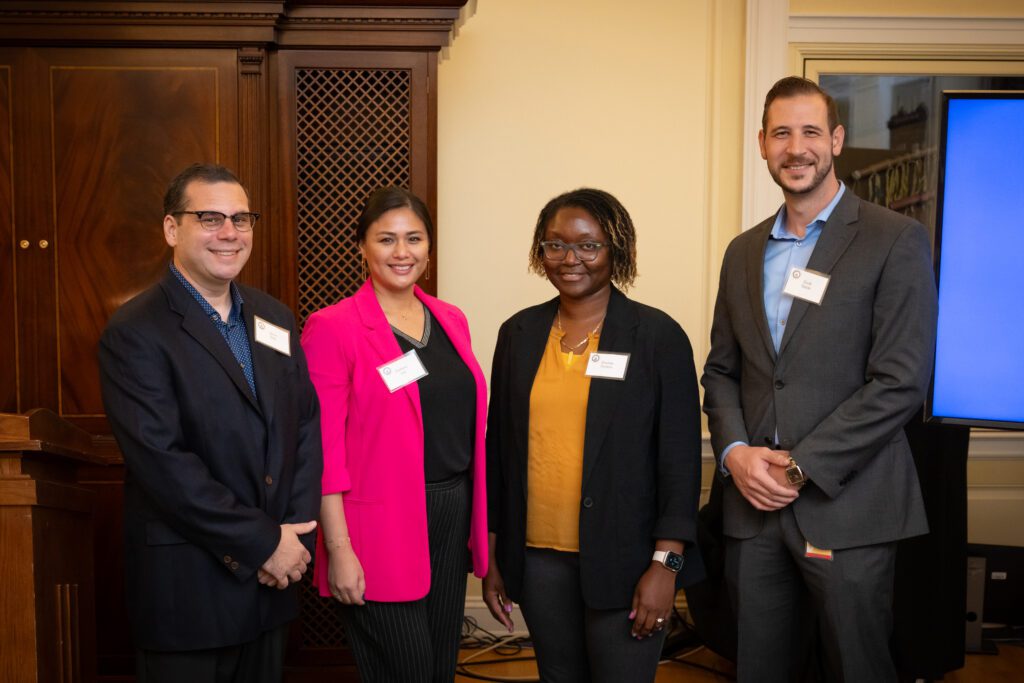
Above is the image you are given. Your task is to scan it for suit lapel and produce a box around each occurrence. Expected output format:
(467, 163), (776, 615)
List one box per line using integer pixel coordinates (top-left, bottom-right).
(244, 291), (286, 420)
(510, 298), (558, 502)
(163, 273), (261, 413)
(778, 192), (860, 356)
(746, 219), (778, 362)
(581, 288), (637, 490)
(418, 288), (481, 381)
(353, 281), (423, 420)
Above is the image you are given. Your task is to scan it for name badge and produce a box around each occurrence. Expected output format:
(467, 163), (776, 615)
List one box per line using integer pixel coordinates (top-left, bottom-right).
(782, 267), (830, 305)
(377, 350), (428, 393)
(253, 316), (291, 356)
(585, 352), (630, 380)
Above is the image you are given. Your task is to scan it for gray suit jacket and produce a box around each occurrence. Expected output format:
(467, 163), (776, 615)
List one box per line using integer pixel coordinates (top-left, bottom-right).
(702, 190), (937, 550)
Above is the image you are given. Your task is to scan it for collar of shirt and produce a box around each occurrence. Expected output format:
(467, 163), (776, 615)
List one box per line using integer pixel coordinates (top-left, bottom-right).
(168, 263), (258, 398)
(169, 263), (245, 326)
(762, 183), (846, 356)
(770, 182), (846, 242)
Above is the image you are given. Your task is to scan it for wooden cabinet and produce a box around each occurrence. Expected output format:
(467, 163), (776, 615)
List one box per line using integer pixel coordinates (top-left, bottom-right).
(0, 409), (110, 683)
(0, 46), (240, 427)
(0, 2), (467, 679)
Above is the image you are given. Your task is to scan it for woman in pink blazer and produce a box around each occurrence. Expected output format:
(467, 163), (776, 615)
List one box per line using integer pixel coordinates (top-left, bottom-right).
(301, 187), (488, 682)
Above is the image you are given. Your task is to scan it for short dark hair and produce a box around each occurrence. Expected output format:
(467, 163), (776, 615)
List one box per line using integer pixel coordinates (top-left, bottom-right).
(163, 163), (248, 216)
(528, 188), (638, 290)
(355, 187), (434, 245)
(762, 76), (841, 133)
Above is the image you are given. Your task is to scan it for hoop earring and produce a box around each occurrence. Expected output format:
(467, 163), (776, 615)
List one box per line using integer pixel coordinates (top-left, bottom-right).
(360, 257), (369, 282)
(425, 256), (431, 281)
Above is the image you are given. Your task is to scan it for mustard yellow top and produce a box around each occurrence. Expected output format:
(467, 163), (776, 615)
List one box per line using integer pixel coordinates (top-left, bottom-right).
(525, 326), (600, 552)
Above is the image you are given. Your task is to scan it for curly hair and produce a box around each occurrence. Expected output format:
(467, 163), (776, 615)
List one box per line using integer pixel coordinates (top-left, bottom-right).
(528, 188), (638, 290)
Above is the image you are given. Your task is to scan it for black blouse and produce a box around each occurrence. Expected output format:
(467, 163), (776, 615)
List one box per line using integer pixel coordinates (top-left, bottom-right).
(393, 307), (475, 482)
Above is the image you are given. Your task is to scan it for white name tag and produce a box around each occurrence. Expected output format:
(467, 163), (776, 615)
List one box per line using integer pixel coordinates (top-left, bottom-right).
(377, 350), (429, 393)
(585, 352), (630, 380)
(782, 267), (830, 305)
(253, 316), (291, 356)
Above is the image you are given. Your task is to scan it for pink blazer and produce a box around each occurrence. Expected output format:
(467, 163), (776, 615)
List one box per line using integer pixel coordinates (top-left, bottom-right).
(301, 281), (489, 601)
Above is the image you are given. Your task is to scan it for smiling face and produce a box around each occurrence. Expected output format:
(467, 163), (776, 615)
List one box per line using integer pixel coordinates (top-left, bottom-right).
(541, 206), (613, 301)
(759, 93), (845, 201)
(163, 180), (252, 298)
(360, 206), (430, 294)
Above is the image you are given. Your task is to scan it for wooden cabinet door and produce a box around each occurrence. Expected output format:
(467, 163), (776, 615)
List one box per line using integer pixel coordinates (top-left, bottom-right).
(0, 47), (239, 431)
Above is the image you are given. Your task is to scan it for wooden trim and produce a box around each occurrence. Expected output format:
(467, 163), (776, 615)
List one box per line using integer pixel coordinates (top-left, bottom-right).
(237, 46), (271, 293)
(0, 1), (468, 50)
(742, 0), (788, 231)
(790, 14), (1024, 47)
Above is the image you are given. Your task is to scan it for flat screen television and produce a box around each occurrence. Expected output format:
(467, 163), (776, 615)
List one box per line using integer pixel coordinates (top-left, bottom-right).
(926, 91), (1024, 430)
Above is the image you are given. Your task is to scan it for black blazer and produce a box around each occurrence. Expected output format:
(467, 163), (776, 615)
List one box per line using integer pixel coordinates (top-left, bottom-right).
(99, 269), (323, 651)
(486, 288), (704, 609)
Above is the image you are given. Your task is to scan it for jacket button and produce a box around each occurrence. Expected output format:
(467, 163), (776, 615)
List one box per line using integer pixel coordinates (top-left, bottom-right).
(230, 561), (240, 571)
(265, 475), (273, 486)
(774, 380), (785, 390)
(223, 555), (232, 564)
(582, 497), (594, 509)
(763, 437), (773, 445)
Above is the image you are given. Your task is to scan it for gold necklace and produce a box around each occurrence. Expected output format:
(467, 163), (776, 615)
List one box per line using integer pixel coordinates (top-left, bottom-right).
(556, 310), (603, 354)
(384, 301), (421, 321)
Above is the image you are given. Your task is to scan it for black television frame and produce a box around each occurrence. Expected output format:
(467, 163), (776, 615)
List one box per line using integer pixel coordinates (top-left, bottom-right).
(924, 90), (1024, 430)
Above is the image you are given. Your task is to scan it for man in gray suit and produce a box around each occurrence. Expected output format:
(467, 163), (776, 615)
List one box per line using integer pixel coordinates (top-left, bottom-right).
(702, 77), (938, 682)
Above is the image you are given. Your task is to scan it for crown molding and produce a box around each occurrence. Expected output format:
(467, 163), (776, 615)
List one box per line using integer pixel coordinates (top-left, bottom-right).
(0, 1), (469, 49)
(790, 14), (1024, 47)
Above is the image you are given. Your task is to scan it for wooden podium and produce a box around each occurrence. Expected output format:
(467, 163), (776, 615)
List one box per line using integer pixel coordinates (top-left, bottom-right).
(0, 409), (112, 683)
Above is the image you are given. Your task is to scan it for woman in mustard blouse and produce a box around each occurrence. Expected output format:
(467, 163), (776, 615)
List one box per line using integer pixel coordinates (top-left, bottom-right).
(483, 188), (704, 682)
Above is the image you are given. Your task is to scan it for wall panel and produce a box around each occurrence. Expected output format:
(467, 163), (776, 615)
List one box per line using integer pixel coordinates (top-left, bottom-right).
(52, 64), (225, 416)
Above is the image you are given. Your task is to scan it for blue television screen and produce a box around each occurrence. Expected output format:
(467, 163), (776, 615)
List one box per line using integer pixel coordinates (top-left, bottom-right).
(927, 92), (1024, 429)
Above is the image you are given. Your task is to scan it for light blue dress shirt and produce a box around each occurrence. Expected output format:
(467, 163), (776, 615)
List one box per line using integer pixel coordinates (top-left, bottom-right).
(720, 184), (846, 474)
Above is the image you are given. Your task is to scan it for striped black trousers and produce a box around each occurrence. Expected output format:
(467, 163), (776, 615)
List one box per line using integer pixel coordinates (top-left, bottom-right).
(340, 473), (471, 683)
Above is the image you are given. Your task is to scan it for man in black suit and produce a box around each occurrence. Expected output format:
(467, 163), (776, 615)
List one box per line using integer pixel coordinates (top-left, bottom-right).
(702, 78), (937, 681)
(99, 163), (322, 682)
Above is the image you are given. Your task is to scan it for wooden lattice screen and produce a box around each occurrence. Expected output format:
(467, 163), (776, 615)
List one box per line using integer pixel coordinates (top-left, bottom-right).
(295, 67), (413, 325)
(294, 66), (412, 650)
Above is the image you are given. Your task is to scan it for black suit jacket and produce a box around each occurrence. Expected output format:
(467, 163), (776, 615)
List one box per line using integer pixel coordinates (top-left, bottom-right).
(486, 288), (704, 609)
(99, 269), (323, 651)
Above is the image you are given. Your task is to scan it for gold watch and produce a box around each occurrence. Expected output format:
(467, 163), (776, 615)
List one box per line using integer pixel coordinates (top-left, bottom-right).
(785, 457), (806, 486)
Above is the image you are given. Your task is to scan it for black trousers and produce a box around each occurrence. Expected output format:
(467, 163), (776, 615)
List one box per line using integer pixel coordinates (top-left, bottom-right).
(340, 474), (471, 683)
(135, 623), (287, 683)
(518, 547), (667, 683)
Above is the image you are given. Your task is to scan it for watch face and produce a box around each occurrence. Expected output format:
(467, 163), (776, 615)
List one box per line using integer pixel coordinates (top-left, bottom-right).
(786, 467), (804, 485)
(665, 552), (684, 572)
